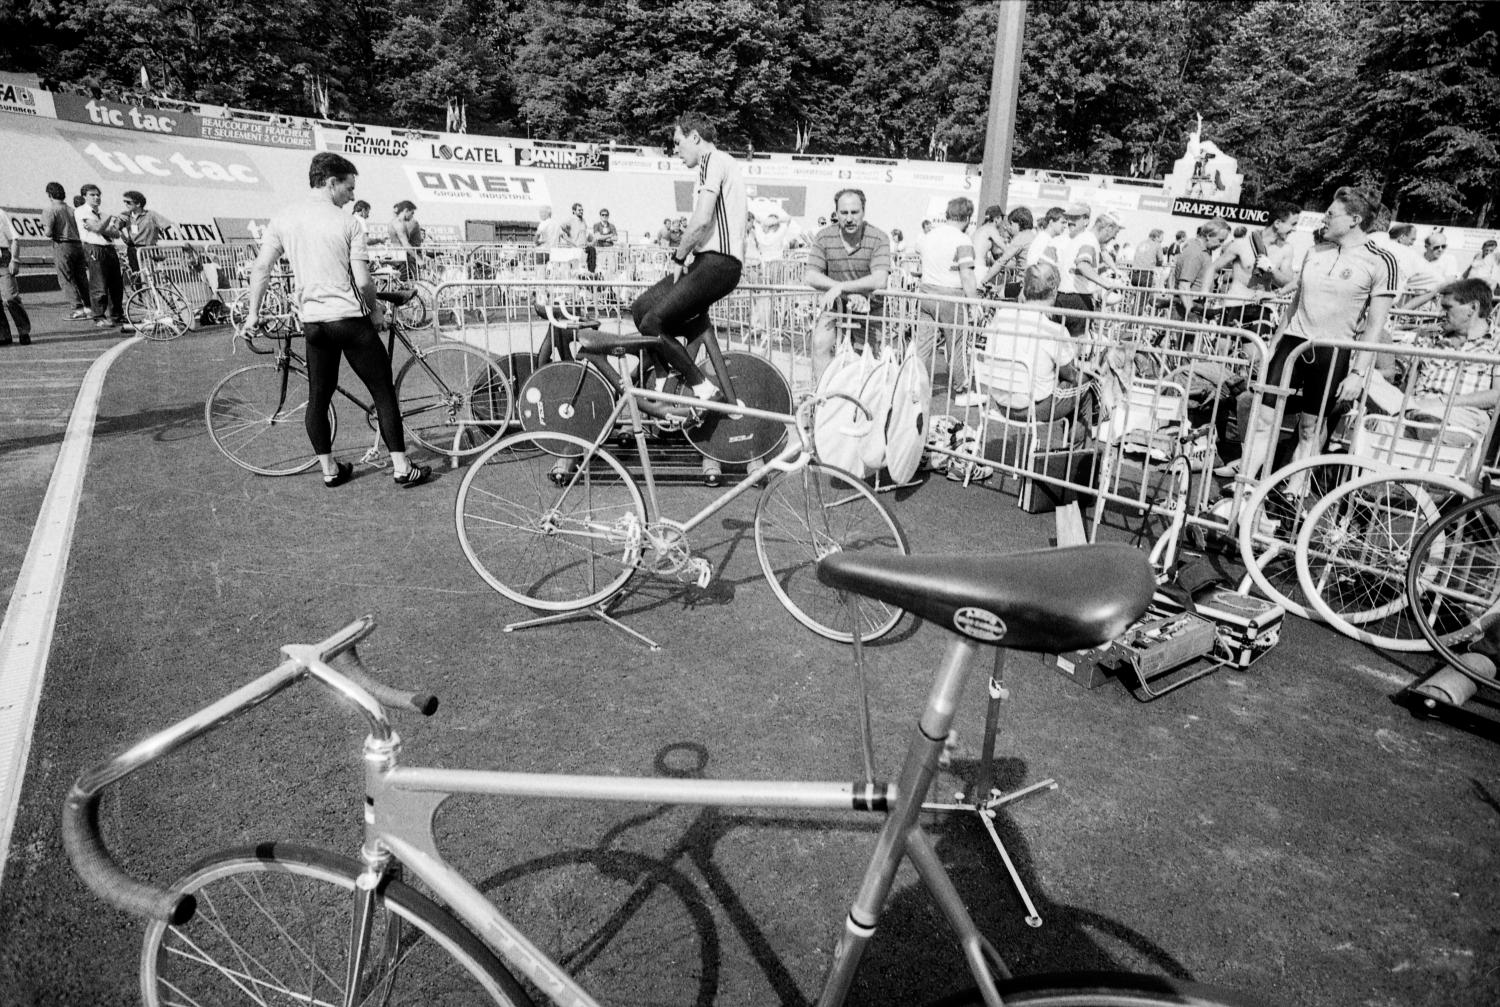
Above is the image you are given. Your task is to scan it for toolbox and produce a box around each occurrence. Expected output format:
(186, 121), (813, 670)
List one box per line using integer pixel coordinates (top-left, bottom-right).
(1041, 588), (1284, 700)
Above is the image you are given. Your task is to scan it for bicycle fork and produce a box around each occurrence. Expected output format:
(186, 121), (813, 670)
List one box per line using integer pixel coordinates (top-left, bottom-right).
(817, 635), (1010, 1007)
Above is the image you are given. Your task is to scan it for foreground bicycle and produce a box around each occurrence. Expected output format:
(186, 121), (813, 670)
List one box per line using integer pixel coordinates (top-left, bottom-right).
(65, 546), (1257, 1005)
(206, 290), (511, 474)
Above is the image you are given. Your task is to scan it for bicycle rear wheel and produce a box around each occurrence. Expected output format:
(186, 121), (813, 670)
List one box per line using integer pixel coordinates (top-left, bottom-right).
(456, 431), (645, 611)
(126, 284), (191, 342)
(206, 363), (333, 475)
(1408, 493), (1500, 677)
(1297, 470), (1474, 651)
(754, 462), (909, 642)
(141, 844), (532, 1006)
(396, 343), (512, 458)
(1235, 454), (1386, 618)
(930, 971), (1261, 1006)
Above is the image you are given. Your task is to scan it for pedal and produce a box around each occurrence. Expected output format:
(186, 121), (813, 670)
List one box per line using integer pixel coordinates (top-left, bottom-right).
(359, 446), (387, 468)
(688, 557), (712, 588)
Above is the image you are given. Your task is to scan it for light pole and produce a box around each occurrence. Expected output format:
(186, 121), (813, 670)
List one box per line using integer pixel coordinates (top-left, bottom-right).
(977, 1), (1028, 216)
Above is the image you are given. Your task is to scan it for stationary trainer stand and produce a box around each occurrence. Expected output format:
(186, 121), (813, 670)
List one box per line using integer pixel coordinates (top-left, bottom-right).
(503, 603), (661, 652)
(923, 644), (1055, 928)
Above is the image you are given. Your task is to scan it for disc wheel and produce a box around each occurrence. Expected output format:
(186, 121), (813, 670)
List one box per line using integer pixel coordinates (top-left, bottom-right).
(456, 431), (645, 611)
(517, 362), (618, 444)
(396, 343), (511, 458)
(754, 462), (909, 642)
(1296, 470), (1475, 651)
(1407, 493), (1500, 680)
(687, 351), (792, 464)
(126, 284), (191, 342)
(205, 363), (333, 475)
(1235, 454), (1387, 618)
(141, 844), (532, 1006)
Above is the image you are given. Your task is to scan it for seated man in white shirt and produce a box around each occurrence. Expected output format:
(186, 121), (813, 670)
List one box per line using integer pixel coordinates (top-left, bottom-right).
(974, 261), (1097, 436)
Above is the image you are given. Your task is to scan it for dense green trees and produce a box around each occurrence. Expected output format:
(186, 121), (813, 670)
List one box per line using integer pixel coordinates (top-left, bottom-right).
(3, 0), (1495, 224)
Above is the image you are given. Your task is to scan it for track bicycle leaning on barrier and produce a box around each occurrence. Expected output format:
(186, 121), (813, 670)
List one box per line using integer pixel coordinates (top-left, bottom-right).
(120, 249), (195, 342)
(455, 302), (909, 644)
(1405, 488), (1500, 700)
(206, 289), (512, 475)
(64, 546), (1260, 1006)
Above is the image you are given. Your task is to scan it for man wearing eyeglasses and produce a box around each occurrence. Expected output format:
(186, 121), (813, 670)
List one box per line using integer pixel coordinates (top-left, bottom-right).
(591, 208), (617, 251)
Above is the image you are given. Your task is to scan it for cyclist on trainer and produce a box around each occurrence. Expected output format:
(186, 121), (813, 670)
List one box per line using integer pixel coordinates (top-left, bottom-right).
(243, 152), (430, 489)
(630, 111), (746, 419)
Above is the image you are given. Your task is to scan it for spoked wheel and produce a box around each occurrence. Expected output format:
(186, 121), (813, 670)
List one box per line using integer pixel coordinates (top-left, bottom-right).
(1408, 493), (1500, 681)
(1235, 454), (1387, 618)
(141, 845), (532, 1006)
(396, 343), (511, 458)
(754, 462), (909, 642)
(230, 287), (291, 332)
(1296, 470), (1475, 650)
(455, 431), (645, 611)
(126, 284), (191, 341)
(205, 363), (333, 475)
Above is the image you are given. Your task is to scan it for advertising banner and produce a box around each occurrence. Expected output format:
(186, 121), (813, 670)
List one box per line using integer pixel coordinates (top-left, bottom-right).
(3, 207), (47, 240)
(419, 139), (513, 166)
(404, 165), (549, 208)
(514, 146), (609, 172)
(54, 93), (201, 137)
(214, 216), (275, 241)
(1172, 196), (1273, 226)
(198, 116), (313, 150)
(608, 153), (677, 173)
(0, 80), (55, 119)
(59, 127), (271, 191)
(743, 183), (807, 217)
(322, 126), (414, 158)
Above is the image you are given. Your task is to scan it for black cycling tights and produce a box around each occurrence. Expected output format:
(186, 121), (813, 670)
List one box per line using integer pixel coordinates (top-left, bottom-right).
(303, 316), (405, 455)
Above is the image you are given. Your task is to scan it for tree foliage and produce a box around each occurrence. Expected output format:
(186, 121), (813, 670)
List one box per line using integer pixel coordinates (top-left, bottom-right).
(3, 0), (1495, 224)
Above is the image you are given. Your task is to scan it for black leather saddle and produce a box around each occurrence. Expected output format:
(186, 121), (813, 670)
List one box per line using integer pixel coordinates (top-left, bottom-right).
(574, 329), (659, 356)
(376, 289), (415, 306)
(817, 545), (1154, 652)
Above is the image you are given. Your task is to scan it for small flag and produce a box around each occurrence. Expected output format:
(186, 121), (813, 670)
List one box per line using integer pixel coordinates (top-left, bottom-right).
(139, 66), (149, 91)
(458, 101), (466, 134)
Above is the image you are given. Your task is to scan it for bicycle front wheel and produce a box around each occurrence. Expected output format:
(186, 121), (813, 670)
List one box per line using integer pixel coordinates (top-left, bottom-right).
(397, 343), (512, 458)
(1296, 469), (1475, 651)
(206, 363), (332, 475)
(126, 284), (191, 342)
(1408, 493), (1500, 676)
(142, 844), (533, 1006)
(754, 462), (909, 642)
(456, 431), (645, 611)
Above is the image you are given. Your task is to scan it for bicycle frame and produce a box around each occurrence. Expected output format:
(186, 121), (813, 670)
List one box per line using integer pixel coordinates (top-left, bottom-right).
(336, 628), (1003, 1006)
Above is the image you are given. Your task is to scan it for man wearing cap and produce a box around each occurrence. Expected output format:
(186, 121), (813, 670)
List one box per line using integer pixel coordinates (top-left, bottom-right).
(1065, 210), (1123, 327)
(913, 196), (978, 393)
(805, 189), (892, 383)
(1052, 202), (1099, 336)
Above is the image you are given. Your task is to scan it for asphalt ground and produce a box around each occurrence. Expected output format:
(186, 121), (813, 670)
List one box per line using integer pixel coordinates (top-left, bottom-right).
(0, 294), (1497, 1006)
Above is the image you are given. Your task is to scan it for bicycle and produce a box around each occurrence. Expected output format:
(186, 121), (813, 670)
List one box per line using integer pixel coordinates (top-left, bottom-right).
(1405, 488), (1500, 697)
(121, 248), (193, 342)
(63, 547), (1257, 1005)
(205, 290), (512, 476)
(455, 305), (909, 645)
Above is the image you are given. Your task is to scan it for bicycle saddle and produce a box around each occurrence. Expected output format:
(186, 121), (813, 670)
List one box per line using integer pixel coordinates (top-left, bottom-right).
(574, 329), (660, 355)
(817, 544), (1153, 651)
(376, 289), (415, 306)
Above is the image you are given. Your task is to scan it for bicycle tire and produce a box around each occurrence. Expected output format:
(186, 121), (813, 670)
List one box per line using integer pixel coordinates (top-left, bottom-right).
(456, 431), (645, 611)
(1235, 454), (1387, 619)
(398, 287), (431, 329)
(1297, 469), (1475, 650)
(205, 363), (333, 475)
(754, 462), (909, 642)
(1407, 493), (1500, 678)
(141, 843), (534, 1006)
(126, 284), (190, 342)
(929, 971), (1262, 1006)
(396, 343), (512, 458)
(686, 350), (791, 464)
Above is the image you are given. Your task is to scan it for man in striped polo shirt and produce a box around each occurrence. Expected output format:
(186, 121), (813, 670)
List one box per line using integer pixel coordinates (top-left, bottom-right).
(631, 111), (746, 411)
(805, 188), (891, 383)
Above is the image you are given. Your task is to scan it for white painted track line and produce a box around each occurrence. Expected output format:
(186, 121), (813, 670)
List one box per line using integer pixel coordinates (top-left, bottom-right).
(0, 335), (141, 885)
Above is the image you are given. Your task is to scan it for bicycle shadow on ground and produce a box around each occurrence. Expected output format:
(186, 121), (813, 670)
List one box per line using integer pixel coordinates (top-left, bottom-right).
(0, 403), (204, 459)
